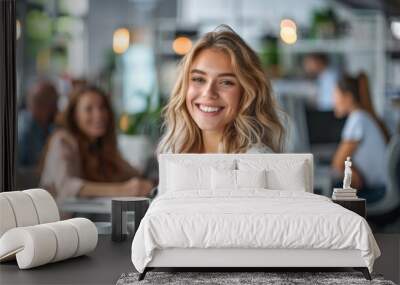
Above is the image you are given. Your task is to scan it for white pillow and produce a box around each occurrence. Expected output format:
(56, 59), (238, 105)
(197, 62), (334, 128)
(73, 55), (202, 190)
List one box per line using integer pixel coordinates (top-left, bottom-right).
(265, 161), (307, 191)
(211, 168), (236, 190)
(167, 162), (210, 191)
(211, 168), (267, 190)
(166, 159), (235, 192)
(237, 169), (267, 189)
(238, 159), (308, 191)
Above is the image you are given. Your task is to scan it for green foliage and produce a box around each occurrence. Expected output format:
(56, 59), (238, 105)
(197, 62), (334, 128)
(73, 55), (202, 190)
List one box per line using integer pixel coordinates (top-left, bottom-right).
(26, 10), (52, 41)
(260, 36), (279, 68)
(311, 7), (340, 39)
(119, 94), (164, 141)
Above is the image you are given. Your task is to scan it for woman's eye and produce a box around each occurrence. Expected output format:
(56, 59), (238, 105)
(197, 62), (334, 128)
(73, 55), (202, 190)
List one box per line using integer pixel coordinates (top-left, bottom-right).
(220, 80), (235, 86)
(191, 77), (206, 84)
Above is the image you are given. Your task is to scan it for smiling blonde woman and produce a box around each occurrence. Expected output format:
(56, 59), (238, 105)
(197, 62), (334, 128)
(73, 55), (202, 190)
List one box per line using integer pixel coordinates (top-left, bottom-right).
(158, 25), (285, 154)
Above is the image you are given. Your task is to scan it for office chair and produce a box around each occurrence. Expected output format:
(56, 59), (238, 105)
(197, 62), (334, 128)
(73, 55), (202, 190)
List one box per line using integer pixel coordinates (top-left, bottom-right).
(367, 134), (400, 218)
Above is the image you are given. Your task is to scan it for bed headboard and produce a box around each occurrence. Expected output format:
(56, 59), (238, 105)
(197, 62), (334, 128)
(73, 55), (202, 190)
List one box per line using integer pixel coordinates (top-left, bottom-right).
(158, 154), (314, 194)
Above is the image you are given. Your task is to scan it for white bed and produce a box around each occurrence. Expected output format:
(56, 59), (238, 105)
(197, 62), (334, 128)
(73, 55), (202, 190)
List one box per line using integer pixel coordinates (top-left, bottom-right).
(131, 154), (380, 280)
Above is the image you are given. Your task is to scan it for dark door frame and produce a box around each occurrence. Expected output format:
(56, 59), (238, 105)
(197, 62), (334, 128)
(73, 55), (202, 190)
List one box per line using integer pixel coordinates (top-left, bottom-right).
(0, 0), (16, 192)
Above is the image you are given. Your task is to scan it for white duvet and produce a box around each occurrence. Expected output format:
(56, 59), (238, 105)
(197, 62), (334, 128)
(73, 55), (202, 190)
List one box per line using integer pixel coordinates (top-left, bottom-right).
(131, 190), (380, 273)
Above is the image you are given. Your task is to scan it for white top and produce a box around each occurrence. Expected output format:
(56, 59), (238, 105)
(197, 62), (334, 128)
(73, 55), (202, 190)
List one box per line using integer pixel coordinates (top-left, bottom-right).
(246, 143), (274, 154)
(341, 110), (387, 187)
(164, 143), (274, 155)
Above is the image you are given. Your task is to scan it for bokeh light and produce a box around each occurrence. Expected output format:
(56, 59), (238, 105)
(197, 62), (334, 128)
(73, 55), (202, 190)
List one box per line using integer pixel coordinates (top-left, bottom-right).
(280, 18), (298, 45)
(280, 19), (297, 30)
(113, 28), (130, 54)
(119, 114), (130, 132)
(391, 20), (400, 40)
(172, 36), (192, 55)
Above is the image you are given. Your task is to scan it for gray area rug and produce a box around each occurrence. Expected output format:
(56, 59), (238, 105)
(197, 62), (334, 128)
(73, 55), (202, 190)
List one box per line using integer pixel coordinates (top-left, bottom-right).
(116, 271), (396, 285)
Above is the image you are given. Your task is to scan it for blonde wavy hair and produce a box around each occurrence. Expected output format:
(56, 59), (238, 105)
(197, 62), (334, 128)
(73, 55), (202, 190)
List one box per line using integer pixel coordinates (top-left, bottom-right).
(158, 25), (285, 154)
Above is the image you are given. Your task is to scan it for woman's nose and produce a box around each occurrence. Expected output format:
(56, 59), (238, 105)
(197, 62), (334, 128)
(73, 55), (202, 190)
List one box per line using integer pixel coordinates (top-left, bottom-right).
(92, 109), (105, 121)
(201, 81), (218, 99)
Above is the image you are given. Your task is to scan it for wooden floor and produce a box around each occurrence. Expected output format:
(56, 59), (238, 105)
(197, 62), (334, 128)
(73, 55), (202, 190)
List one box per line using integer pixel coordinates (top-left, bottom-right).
(374, 234), (400, 284)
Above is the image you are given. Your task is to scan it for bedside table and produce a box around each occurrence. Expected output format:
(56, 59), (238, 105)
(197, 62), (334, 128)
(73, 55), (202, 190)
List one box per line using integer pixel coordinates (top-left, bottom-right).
(332, 198), (366, 218)
(111, 197), (150, 242)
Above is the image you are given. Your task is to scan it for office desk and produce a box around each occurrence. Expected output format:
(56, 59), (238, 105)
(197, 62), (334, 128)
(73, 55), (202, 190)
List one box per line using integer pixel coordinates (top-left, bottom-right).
(60, 197), (112, 214)
(0, 236), (133, 285)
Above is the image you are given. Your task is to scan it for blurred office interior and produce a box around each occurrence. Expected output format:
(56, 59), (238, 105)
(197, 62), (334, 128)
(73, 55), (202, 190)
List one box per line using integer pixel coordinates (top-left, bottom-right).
(14, 0), (400, 232)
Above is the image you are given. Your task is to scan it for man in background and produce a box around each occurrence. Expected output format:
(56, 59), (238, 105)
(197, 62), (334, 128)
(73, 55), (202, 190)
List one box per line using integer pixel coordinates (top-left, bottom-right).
(303, 52), (338, 111)
(18, 81), (59, 168)
(302, 53), (345, 166)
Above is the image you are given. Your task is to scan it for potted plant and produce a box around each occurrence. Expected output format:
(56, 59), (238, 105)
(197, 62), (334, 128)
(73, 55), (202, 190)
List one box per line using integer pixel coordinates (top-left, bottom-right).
(118, 94), (163, 172)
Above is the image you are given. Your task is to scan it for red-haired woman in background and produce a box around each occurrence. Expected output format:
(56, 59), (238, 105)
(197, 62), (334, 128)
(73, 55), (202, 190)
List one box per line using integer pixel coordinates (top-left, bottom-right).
(40, 85), (153, 204)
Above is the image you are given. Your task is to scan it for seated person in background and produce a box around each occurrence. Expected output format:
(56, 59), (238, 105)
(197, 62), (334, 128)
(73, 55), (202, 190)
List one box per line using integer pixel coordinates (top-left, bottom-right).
(303, 52), (338, 111)
(40, 85), (153, 203)
(158, 25), (285, 154)
(18, 81), (58, 168)
(331, 73), (390, 202)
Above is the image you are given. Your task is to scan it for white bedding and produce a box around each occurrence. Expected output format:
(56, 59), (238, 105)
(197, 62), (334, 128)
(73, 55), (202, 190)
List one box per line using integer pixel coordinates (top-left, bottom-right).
(131, 190), (380, 273)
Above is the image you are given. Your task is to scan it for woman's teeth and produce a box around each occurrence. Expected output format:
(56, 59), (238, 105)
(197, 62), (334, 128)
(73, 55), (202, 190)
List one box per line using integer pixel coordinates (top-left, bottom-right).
(198, 104), (222, 113)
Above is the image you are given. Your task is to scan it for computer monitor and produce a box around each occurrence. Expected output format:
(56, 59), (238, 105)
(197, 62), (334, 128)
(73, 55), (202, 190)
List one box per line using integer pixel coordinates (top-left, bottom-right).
(305, 108), (346, 145)
(305, 108), (346, 165)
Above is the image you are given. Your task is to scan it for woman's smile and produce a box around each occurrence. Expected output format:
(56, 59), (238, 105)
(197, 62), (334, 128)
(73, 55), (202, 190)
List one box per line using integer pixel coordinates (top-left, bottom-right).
(195, 103), (224, 115)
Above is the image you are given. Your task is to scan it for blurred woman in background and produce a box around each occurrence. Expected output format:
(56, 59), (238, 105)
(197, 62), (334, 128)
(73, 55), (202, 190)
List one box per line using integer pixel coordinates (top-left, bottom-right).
(40, 85), (153, 203)
(332, 73), (390, 202)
